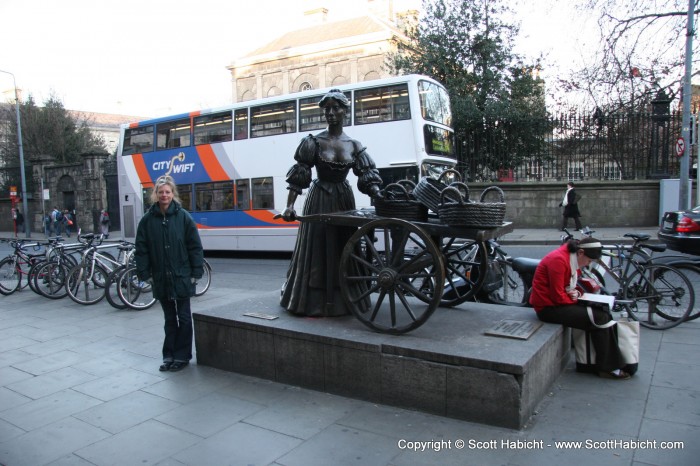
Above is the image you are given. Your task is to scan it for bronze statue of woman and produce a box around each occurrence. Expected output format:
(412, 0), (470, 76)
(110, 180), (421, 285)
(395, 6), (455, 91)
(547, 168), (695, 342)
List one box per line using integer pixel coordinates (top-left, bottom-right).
(280, 89), (383, 316)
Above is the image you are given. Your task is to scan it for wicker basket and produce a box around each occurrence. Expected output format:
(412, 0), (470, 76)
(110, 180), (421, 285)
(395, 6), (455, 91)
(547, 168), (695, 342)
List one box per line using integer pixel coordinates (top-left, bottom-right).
(413, 169), (462, 213)
(375, 181), (428, 222)
(438, 185), (506, 228)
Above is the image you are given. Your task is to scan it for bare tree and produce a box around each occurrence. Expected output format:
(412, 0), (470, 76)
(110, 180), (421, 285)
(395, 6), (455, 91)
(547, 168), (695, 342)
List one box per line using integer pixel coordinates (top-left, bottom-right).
(557, 0), (698, 112)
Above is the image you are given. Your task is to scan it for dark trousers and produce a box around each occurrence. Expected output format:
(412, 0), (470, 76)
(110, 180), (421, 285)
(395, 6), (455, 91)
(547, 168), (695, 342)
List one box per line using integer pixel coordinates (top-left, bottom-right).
(538, 304), (624, 372)
(561, 215), (582, 230)
(161, 298), (193, 363)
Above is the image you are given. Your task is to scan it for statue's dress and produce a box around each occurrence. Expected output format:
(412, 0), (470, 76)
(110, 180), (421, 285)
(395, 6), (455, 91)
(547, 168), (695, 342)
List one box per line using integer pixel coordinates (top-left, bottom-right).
(280, 134), (382, 316)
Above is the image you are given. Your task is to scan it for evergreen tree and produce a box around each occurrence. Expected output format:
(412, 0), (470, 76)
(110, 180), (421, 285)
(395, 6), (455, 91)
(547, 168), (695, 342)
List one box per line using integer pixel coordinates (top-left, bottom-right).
(388, 0), (548, 176)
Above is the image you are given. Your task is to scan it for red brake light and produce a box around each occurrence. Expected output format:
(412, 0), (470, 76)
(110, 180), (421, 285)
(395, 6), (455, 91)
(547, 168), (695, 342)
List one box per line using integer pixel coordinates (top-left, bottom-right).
(676, 216), (700, 233)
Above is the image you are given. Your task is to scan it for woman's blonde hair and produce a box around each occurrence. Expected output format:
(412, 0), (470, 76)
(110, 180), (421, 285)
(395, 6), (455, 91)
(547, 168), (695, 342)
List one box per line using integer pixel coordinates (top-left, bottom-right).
(149, 175), (182, 204)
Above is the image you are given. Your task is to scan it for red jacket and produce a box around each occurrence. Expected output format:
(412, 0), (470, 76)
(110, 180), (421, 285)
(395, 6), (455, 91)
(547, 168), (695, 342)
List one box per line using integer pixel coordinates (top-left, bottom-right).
(529, 244), (578, 311)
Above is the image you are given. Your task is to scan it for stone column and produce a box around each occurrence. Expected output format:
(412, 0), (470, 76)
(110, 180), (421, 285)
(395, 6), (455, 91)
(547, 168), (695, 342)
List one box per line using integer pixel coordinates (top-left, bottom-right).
(80, 151), (109, 233)
(28, 154), (54, 234)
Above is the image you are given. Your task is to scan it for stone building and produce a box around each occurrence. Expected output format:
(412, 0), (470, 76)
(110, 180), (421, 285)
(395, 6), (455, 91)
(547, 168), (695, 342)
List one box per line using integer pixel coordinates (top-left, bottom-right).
(227, 0), (417, 102)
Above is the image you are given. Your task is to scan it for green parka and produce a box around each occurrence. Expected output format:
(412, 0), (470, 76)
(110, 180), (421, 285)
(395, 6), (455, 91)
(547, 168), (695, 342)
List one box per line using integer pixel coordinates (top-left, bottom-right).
(135, 200), (204, 300)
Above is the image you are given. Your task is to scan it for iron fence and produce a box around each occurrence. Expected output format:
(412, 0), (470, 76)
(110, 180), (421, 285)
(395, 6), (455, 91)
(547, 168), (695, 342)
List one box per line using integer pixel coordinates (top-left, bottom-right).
(456, 110), (684, 183)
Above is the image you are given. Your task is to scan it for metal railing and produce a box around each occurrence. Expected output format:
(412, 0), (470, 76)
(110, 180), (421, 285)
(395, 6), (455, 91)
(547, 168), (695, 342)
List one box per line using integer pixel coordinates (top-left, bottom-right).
(456, 111), (684, 183)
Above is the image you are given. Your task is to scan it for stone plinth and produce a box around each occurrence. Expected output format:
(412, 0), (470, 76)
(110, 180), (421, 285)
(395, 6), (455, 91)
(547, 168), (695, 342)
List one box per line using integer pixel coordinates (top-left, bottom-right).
(193, 292), (569, 429)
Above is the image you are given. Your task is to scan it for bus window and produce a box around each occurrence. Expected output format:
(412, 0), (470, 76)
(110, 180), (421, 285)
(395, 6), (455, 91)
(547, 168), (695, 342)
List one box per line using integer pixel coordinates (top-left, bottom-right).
(299, 92), (351, 132)
(194, 112), (232, 145)
(195, 181), (233, 211)
(179, 184), (192, 211)
(251, 177), (273, 209)
(234, 108), (248, 140)
(418, 79), (452, 127)
(354, 84), (410, 125)
(123, 125), (154, 155)
(157, 118), (191, 150)
(423, 125), (456, 159)
(236, 179), (250, 210)
(250, 101), (296, 138)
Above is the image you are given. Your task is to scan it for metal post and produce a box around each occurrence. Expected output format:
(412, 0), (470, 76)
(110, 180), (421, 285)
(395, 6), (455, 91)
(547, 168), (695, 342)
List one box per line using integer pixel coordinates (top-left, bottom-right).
(679, 0), (694, 210)
(0, 69), (30, 237)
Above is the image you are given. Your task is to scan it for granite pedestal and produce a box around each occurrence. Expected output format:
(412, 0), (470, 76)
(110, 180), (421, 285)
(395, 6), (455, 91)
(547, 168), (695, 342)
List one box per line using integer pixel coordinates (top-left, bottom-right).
(193, 292), (569, 429)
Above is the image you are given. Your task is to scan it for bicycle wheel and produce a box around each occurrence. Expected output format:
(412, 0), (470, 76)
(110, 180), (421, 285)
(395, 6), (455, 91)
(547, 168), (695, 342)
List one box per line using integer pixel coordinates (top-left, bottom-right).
(439, 239), (488, 307)
(27, 259), (46, 295)
(104, 266), (128, 310)
(34, 261), (70, 299)
(117, 266), (156, 310)
(66, 263), (108, 305)
(654, 262), (700, 322)
(0, 257), (20, 295)
(485, 258), (528, 306)
(194, 259), (212, 297)
(621, 264), (693, 330)
(18, 258), (34, 290)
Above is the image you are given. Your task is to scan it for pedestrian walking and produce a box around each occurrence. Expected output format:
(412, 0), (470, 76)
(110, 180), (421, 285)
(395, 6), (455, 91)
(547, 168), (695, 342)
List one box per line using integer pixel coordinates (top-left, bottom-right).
(14, 209), (23, 236)
(44, 213), (52, 236)
(99, 209), (110, 238)
(559, 182), (582, 230)
(135, 175), (204, 372)
(52, 207), (63, 236)
(63, 209), (74, 237)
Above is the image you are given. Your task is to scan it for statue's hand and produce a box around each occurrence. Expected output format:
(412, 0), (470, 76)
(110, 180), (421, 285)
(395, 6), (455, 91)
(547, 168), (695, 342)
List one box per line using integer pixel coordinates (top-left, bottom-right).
(369, 185), (383, 200)
(281, 207), (297, 222)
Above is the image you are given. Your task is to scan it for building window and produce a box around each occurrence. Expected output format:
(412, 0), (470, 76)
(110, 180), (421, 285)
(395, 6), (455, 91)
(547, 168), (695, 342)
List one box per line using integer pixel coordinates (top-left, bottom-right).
(568, 162), (584, 181)
(299, 82), (313, 92)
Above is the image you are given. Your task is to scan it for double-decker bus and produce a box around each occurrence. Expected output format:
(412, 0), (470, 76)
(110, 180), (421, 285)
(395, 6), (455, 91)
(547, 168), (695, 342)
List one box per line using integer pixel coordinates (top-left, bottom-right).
(116, 74), (455, 251)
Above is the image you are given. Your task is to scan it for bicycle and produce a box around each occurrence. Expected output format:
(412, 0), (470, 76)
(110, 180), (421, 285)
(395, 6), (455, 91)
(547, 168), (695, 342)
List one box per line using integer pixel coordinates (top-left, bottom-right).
(102, 241), (137, 309)
(643, 255), (700, 322)
(116, 258), (211, 310)
(30, 237), (83, 299)
(582, 233), (694, 330)
(476, 239), (535, 306)
(478, 228), (585, 306)
(0, 239), (47, 295)
(65, 234), (114, 305)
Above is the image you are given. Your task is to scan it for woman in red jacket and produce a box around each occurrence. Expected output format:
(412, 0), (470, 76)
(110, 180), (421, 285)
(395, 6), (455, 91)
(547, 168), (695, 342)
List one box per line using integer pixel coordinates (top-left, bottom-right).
(529, 237), (630, 379)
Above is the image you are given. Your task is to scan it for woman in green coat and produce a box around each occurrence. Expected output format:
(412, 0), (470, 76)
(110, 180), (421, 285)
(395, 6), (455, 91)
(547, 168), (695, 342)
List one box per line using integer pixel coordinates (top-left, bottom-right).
(135, 175), (204, 372)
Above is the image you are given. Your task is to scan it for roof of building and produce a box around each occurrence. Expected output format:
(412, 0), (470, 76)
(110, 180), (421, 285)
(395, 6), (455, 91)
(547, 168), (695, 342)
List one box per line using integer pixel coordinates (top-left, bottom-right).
(68, 110), (148, 129)
(243, 15), (401, 58)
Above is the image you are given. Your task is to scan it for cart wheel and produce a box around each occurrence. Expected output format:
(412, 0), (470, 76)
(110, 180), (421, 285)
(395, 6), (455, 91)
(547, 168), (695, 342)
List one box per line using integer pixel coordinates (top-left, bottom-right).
(438, 238), (488, 307)
(339, 218), (444, 334)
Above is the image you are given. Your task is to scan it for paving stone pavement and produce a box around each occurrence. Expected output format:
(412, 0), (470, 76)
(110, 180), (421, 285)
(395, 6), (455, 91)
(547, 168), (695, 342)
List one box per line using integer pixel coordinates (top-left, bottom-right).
(0, 228), (698, 466)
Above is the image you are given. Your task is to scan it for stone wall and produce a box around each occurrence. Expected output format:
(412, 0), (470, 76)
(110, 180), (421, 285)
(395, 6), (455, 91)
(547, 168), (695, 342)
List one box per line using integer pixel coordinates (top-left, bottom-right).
(471, 180), (665, 229)
(1, 152), (109, 235)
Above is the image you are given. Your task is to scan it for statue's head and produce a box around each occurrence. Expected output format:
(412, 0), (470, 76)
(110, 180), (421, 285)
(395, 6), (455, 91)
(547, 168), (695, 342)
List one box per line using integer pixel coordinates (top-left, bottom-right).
(318, 89), (349, 110)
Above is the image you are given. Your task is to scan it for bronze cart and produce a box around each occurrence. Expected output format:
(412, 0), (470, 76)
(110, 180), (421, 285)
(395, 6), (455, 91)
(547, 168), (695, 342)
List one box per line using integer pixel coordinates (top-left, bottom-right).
(298, 209), (514, 334)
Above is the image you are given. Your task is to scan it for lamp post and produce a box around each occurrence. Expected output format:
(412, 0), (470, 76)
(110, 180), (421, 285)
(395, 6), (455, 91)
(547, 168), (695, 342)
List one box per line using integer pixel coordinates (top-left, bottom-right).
(0, 69), (29, 237)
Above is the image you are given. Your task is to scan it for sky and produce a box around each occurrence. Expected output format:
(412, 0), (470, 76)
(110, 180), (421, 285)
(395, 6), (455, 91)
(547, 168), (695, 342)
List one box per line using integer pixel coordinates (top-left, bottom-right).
(0, 0), (589, 119)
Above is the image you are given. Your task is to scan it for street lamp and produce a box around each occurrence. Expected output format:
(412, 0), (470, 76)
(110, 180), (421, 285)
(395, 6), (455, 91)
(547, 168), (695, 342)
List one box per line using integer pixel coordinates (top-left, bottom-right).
(0, 69), (29, 237)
